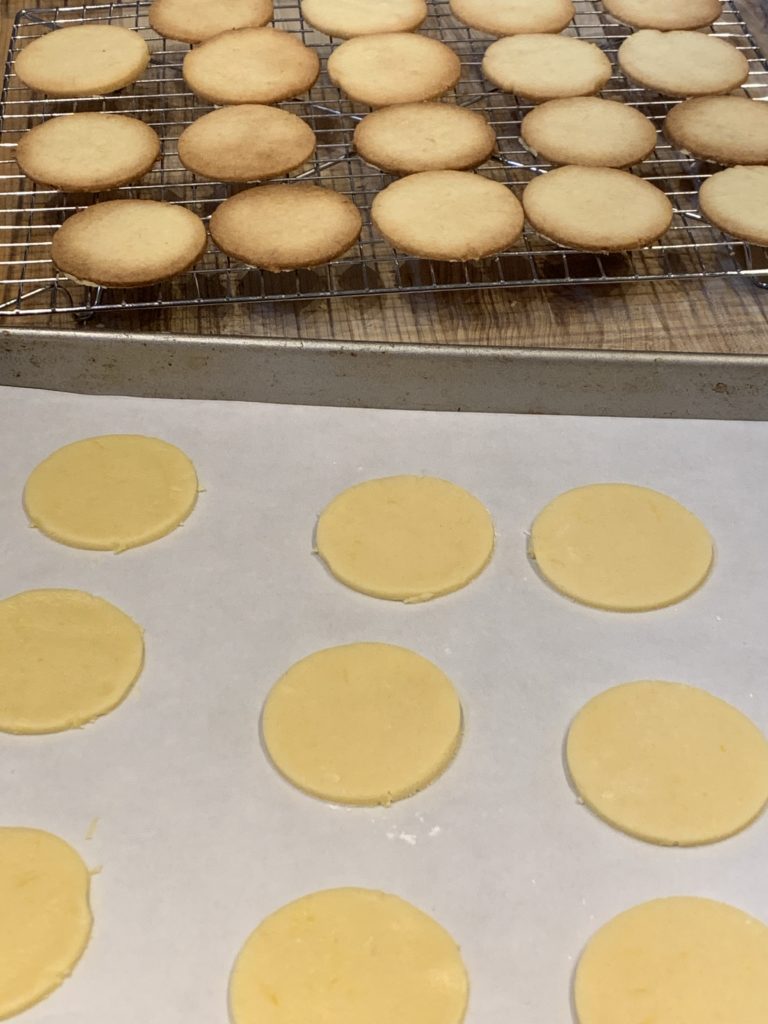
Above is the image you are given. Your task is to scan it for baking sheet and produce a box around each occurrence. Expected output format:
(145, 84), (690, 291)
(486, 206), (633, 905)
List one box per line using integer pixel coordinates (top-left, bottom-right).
(1, 385), (768, 1024)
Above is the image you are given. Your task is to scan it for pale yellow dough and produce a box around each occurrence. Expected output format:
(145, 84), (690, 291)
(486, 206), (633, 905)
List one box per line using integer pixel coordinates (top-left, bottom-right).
(0, 589), (144, 734)
(575, 897), (768, 1024)
(567, 680), (768, 845)
(530, 482), (713, 610)
(263, 642), (462, 805)
(229, 888), (469, 1024)
(0, 827), (92, 1019)
(315, 475), (494, 601)
(24, 434), (198, 551)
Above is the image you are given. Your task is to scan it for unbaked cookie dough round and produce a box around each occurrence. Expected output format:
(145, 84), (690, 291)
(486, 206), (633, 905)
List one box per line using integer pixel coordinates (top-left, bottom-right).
(0, 589), (144, 735)
(530, 483), (713, 610)
(315, 475), (495, 601)
(567, 680), (768, 845)
(0, 827), (92, 1019)
(574, 897), (768, 1024)
(24, 434), (199, 552)
(262, 642), (462, 805)
(230, 888), (469, 1024)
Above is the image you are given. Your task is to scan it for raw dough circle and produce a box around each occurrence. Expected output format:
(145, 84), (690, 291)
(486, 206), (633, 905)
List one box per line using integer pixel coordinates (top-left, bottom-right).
(530, 483), (713, 610)
(567, 680), (768, 845)
(520, 97), (657, 167)
(618, 30), (749, 98)
(315, 475), (495, 601)
(262, 642), (462, 805)
(0, 589), (144, 734)
(301, 0), (427, 38)
(574, 897), (768, 1024)
(230, 888), (469, 1024)
(700, 166), (768, 246)
(0, 827), (92, 1018)
(24, 434), (199, 551)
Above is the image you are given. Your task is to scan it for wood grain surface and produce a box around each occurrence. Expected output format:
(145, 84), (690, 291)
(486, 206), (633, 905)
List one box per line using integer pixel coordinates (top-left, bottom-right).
(1, 0), (767, 353)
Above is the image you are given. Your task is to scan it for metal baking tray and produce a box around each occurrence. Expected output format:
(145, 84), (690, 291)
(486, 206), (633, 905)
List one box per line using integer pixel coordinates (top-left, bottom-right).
(0, 0), (767, 319)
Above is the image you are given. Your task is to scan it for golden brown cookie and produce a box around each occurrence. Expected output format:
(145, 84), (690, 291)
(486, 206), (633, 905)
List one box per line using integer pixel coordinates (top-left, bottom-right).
(664, 96), (768, 165)
(16, 114), (160, 192)
(699, 166), (768, 246)
(354, 103), (496, 173)
(210, 184), (362, 270)
(52, 200), (207, 287)
(15, 25), (149, 98)
(521, 97), (656, 167)
(522, 166), (673, 250)
(301, 0), (427, 37)
(149, 0), (273, 43)
(618, 30), (749, 97)
(178, 105), (315, 181)
(603, 0), (722, 29)
(483, 34), (613, 102)
(183, 27), (320, 105)
(328, 33), (461, 106)
(450, 0), (574, 35)
(371, 170), (524, 259)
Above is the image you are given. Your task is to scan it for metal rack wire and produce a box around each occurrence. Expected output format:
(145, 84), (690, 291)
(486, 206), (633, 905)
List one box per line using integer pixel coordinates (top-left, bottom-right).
(0, 0), (766, 317)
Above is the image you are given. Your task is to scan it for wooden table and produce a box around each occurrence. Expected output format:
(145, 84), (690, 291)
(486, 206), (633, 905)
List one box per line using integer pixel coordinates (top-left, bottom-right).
(2, 0), (768, 355)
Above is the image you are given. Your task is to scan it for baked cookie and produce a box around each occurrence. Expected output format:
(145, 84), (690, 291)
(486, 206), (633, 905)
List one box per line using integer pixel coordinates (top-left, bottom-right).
(603, 0), (722, 29)
(483, 34), (613, 102)
(210, 184), (362, 270)
(354, 103), (496, 173)
(699, 166), (768, 246)
(371, 170), (524, 259)
(52, 200), (207, 287)
(16, 113), (160, 192)
(301, 0), (427, 38)
(327, 33), (461, 106)
(664, 96), (768, 164)
(521, 97), (656, 167)
(183, 27), (320, 105)
(178, 105), (315, 181)
(149, 0), (273, 43)
(450, 0), (574, 35)
(522, 166), (673, 250)
(618, 29), (749, 97)
(15, 25), (149, 98)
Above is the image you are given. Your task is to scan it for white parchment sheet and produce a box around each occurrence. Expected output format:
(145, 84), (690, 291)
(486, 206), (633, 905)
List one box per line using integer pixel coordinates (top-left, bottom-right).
(1, 385), (768, 1024)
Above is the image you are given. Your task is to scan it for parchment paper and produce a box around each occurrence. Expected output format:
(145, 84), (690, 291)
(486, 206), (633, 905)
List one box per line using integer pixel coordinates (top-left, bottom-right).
(1, 385), (767, 1024)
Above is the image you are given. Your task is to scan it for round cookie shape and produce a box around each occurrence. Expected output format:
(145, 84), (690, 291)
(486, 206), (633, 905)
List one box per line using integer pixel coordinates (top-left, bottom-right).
(354, 102), (496, 173)
(450, 0), (574, 35)
(567, 680), (768, 845)
(211, 184), (362, 270)
(16, 113), (160, 192)
(24, 433), (199, 551)
(483, 34), (613, 102)
(664, 96), (768, 165)
(0, 828), (92, 1019)
(618, 29), (749, 98)
(529, 482), (713, 610)
(263, 642), (462, 805)
(52, 199), (207, 288)
(574, 897), (768, 1024)
(315, 474), (495, 600)
(183, 27), (320, 105)
(149, 0), (273, 43)
(0, 589), (144, 734)
(15, 25), (149, 98)
(523, 166), (673, 251)
(700, 166), (768, 246)
(603, 0), (722, 29)
(521, 98), (656, 167)
(178, 105), (316, 182)
(230, 888), (469, 1024)
(301, 0), (427, 38)
(327, 33), (461, 106)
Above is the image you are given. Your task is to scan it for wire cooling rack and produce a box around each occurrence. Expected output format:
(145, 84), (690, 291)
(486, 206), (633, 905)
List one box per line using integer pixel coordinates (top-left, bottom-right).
(0, 0), (767, 317)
